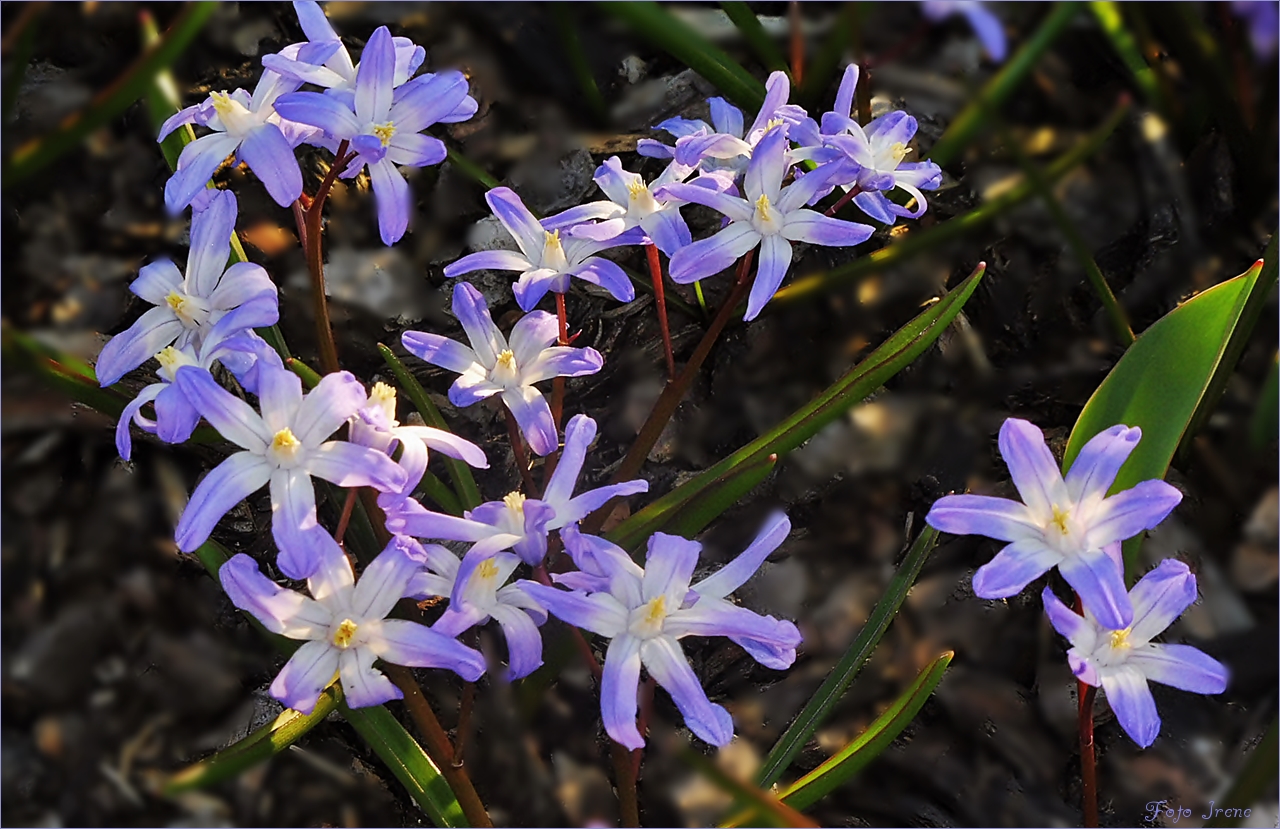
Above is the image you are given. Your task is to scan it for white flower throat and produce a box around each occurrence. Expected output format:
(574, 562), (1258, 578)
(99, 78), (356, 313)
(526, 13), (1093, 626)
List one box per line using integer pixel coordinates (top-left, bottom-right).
(540, 229), (568, 271)
(166, 291), (210, 329)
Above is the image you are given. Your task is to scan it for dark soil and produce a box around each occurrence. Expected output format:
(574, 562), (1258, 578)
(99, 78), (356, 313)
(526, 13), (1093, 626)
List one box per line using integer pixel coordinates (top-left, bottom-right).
(2, 3), (1276, 827)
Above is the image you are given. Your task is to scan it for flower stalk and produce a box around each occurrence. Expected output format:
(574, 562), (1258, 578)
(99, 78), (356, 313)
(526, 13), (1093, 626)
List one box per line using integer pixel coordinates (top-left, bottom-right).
(646, 243), (677, 379)
(299, 138), (351, 375)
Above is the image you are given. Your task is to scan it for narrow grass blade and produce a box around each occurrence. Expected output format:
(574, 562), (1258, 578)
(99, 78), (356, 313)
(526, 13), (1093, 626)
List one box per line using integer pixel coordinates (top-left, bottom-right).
(446, 146), (501, 192)
(341, 702), (470, 828)
(756, 526), (940, 788)
(378, 343), (483, 510)
(720, 2), (789, 74)
(608, 266), (983, 549)
(1249, 353), (1278, 450)
(927, 2), (1082, 167)
(165, 686), (342, 794)
(599, 1), (766, 111)
(772, 97), (1128, 308)
(1063, 251), (1274, 578)
(417, 470), (464, 516)
(676, 743), (817, 829)
(286, 357), (323, 389)
(4, 2), (217, 187)
(771, 651), (952, 812)
(1089, 2), (1165, 111)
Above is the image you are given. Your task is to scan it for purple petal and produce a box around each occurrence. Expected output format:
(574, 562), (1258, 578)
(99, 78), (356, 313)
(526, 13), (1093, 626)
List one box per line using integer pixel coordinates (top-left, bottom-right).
(239, 125), (303, 207)
(306, 441), (406, 492)
(443, 249), (534, 278)
(452, 282), (504, 366)
(355, 26), (394, 123)
(971, 538), (1063, 598)
(95, 306), (183, 387)
(1068, 648), (1102, 687)
(365, 618), (486, 681)
(270, 467), (324, 578)
(961, 3), (1007, 61)
(567, 257), (635, 303)
(653, 183), (753, 224)
(731, 628), (801, 670)
(402, 330), (479, 373)
(165, 132), (241, 214)
(852, 190), (895, 224)
(173, 366), (270, 451)
(642, 532), (701, 605)
(507, 309), (560, 365)
(351, 536), (422, 619)
(255, 362), (304, 434)
(998, 418), (1068, 519)
(692, 512), (791, 599)
(1085, 480), (1183, 549)
(601, 635), (644, 750)
(522, 346), (603, 385)
(384, 500), (492, 542)
(708, 96), (744, 137)
(668, 223), (760, 284)
(485, 187), (545, 257)
(640, 636), (734, 747)
(833, 64), (860, 120)
(865, 110), (917, 147)
(272, 91), (361, 140)
(271, 639), (340, 714)
(390, 70), (470, 132)
(516, 581), (628, 637)
(553, 481), (648, 530)
(368, 158), (410, 245)
(665, 600), (801, 653)
(154, 383), (201, 445)
(544, 414), (595, 506)
(640, 210), (692, 258)
(207, 261), (277, 312)
(636, 138), (675, 159)
(1064, 425), (1141, 506)
(175, 451), (272, 551)
(293, 0), (339, 42)
(449, 373), (503, 407)
(490, 604), (544, 679)
(187, 190), (238, 297)
(131, 259), (183, 305)
(351, 133), (387, 164)
(397, 425), (489, 468)
(1101, 667), (1160, 747)
(781, 209), (874, 248)
(1058, 547), (1133, 630)
(1128, 559), (1197, 643)
(746, 70), (792, 136)
(386, 133), (446, 168)
(293, 370), (368, 445)
(220, 553), (330, 638)
(744, 234), (792, 321)
(511, 268), (565, 312)
(502, 386), (557, 456)
(305, 533), (356, 603)
(745, 127), (788, 202)
(117, 384), (164, 460)
(1040, 586), (1098, 650)
(1128, 644), (1228, 694)
(157, 102), (205, 142)
(339, 648), (402, 709)
(926, 494), (1040, 542)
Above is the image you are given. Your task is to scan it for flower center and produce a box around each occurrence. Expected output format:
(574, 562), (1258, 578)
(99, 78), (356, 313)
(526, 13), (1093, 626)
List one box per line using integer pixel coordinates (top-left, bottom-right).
(369, 381), (398, 421)
(166, 291), (198, 328)
(208, 90), (255, 137)
(491, 349), (520, 386)
(332, 618), (359, 649)
(540, 229), (568, 270)
(628, 596), (669, 639)
(503, 491), (526, 519)
(887, 142), (912, 165)
(1049, 506), (1071, 535)
(154, 345), (193, 381)
(1108, 627), (1132, 652)
(270, 427), (303, 466)
(752, 192), (781, 234)
(371, 121), (396, 146)
(476, 557), (500, 582)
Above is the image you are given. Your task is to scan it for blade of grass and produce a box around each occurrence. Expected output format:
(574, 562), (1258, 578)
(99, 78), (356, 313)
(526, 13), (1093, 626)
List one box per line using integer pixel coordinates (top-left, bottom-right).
(378, 343), (483, 510)
(4, 1), (218, 187)
(446, 145), (502, 192)
(927, 2), (1082, 167)
(1089, 2), (1165, 112)
(771, 96), (1129, 308)
(1249, 353), (1278, 450)
(599, 1), (766, 111)
(756, 526), (940, 788)
(720, 2), (789, 74)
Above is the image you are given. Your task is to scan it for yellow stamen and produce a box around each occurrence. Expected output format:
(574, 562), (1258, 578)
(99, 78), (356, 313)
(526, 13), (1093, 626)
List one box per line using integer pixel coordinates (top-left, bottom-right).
(503, 491), (526, 516)
(156, 346), (184, 373)
(166, 291), (188, 314)
(332, 618), (358, 649)
(1109, 627), (1132, 651)
(477, 558), (500, 581)
(209, 91), (234, 116)
(889, 142), (913, 164)
(1050, 506), (1071, 535)
(272, 428), (302, 452)
(544, 229), (562, 249)
(371, 381), (397, 406)
(371, 121), (396, 147)
(495, 349), (517, 371)
(644, 596), (667, 626)
(754, 192), (771, 217)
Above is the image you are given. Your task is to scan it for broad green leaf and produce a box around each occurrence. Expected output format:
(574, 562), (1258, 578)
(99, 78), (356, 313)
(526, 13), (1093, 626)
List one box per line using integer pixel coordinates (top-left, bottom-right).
(771, 651), (952, 812)
(598, 1), (766, 111)
(927, 2), (1082, 167)
(1064, 253), (1275, 577)
(720, 2), (789, 74)
(608, 266), (984, 548)
(772, 98), (1128, 308)
(1205, 716), (1278, 829)
(378, 344), (483, 511)
(165, 686), (342, 794)
(4, 2), (218, 187)
(341, 703), (470, 828)
(756, 526), (940, 788)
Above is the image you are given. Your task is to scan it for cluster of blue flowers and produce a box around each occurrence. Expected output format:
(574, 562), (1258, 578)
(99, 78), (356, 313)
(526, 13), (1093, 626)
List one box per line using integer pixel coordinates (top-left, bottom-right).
(926, 419), (1228, 747)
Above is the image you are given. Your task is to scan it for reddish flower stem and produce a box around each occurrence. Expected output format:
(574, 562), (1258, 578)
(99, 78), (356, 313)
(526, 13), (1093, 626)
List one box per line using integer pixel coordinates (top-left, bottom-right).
(302, 139), (350, 375)
(789, 0), (804, 85)
(504, 407), (540, 496)
(333, 487), (359, 546)
(645, 243), (676, 380)
(825, 185), (862, 217)
(1075, 593), (1099, 828)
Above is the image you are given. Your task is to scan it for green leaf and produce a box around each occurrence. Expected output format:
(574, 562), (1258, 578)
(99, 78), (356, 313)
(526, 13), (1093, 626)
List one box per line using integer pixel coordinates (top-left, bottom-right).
(1089, 2), (1166, 112)
(609, 266), (984, 548)
(165, 685), (342, 794)
(378, 344), (483, 511)
(4, 2), (218, 187)
(756, 526), (940, 789)
(598, 1), (766, 111)
(445, 146), (502, 192)
(720, 2), (789, 74)
(771, 651), (952, 812)
(1249, 353), (1278, 450)
(286, 357), (323, 390)
(772, 98), (1128, 309)
(927, 2), (1082, 167)
(341, 703), (470, 828)
(1063, 252), (1275, 577)
(797, 3), (857, 111)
